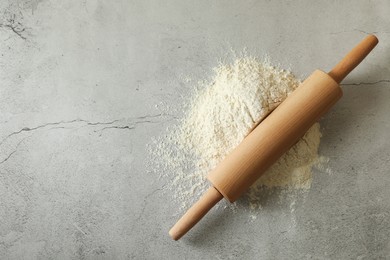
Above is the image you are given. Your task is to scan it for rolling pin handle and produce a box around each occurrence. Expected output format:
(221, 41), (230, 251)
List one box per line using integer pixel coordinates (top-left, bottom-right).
(328, 35), (378, 83)
(169, 186), (223, 240)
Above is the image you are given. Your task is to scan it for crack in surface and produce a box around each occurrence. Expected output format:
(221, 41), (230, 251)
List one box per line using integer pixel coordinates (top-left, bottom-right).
(131, 185), (166, 230)
(100, 126), (136, 131)
(341, 80), (390, 86)
(330, 28), (379, 35)
(354, 29), (378, 35)
(0, 114), (168, 146)
(0, 150), (17, 165)
(136, 114), (163, 120)
(0, 119), (97, 146)
(0, 14), (28, 40)
(0, 138), (25, 165)
(99, 119), (162, 132)
(3, 24), (26, 40)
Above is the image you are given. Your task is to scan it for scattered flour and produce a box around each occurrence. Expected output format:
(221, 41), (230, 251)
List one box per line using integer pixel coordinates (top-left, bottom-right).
(149, 56), (324, 210)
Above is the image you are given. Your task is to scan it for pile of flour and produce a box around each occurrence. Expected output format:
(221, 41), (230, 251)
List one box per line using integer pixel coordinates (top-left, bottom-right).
(149, 56), (322, 209)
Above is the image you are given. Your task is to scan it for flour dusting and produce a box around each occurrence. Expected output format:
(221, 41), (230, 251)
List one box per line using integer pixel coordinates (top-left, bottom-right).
(149, 56), (324, 210)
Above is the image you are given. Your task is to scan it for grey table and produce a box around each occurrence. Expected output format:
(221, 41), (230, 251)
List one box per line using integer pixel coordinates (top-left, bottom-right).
(0, 1), (389, 259)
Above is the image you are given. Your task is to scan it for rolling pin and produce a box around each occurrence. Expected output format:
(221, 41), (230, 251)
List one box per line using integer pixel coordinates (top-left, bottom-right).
(169, 35), (379, 240)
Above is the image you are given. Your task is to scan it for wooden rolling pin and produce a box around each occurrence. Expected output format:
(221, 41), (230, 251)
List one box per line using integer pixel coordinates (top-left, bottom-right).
(169, 35), (378, 240)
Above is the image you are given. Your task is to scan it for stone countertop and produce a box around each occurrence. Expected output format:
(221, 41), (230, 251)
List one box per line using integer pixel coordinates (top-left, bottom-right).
(0, 1), (389, 259)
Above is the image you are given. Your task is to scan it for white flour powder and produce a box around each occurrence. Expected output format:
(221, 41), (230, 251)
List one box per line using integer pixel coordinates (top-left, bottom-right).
(149, 56), (323, 209)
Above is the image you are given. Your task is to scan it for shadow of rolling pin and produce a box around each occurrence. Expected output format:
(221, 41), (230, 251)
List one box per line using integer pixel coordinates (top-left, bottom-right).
(169, 35), (379, 241)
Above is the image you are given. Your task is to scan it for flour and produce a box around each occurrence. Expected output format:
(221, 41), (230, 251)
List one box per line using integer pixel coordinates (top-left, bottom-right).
(149, 56), (323, 210)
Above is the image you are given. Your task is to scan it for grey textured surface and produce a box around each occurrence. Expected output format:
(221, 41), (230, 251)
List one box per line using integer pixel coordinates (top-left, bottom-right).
(0, 1), (389, 259)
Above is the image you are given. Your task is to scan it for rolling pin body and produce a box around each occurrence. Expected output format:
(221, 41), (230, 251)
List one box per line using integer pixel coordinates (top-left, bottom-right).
(208, 70), (342, 202)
